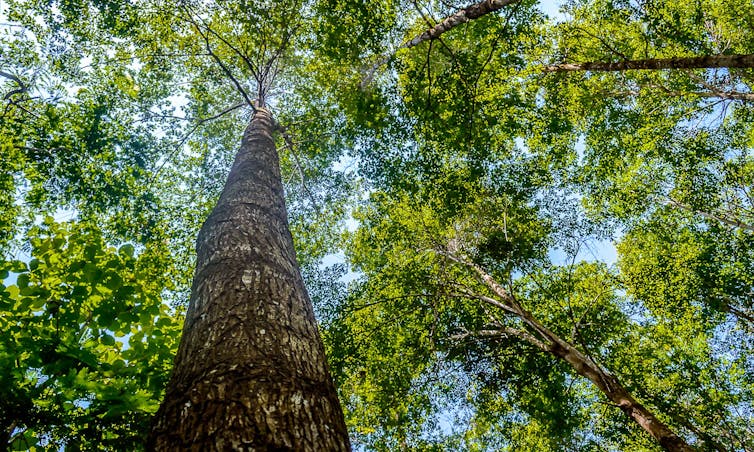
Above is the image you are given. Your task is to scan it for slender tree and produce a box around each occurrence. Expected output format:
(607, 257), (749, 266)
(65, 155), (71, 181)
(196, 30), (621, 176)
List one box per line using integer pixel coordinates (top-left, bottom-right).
(440, 252), (694, 452)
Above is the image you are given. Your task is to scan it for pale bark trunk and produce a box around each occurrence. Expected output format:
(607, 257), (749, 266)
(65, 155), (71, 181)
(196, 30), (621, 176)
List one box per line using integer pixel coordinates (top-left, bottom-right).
(148, 109), (351, 451)
(518, 310), (695, 452)
(543, 54), (754, 72)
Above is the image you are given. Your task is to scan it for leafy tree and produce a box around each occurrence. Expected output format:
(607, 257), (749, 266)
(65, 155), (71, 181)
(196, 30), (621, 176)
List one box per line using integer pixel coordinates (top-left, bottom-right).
(0, 219), (181, 450)
(2, 0), (754, 450)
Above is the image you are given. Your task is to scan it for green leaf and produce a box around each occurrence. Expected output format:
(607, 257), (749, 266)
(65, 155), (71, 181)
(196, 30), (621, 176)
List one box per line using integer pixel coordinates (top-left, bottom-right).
(119, 243), (135, 257)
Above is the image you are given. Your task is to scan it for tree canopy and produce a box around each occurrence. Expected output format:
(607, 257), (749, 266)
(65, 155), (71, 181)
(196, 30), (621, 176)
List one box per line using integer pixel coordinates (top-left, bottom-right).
(1, 0), (753, 450)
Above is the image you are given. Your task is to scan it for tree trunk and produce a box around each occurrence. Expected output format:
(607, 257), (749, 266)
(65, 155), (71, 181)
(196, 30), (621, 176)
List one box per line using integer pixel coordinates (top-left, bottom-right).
(524, 313), (696, 452)
(148, 108), (351, 451)
(543, 54), (754, 72)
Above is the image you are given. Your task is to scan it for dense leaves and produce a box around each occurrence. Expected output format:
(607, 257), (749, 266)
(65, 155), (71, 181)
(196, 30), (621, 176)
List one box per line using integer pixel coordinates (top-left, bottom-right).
(0, 220), (181, 449)
(2, 0), (753, 449)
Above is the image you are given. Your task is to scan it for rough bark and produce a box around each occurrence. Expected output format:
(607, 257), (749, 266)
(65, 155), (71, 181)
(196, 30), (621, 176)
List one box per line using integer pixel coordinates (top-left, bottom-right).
(543, 53), (754, 72)
(445, 252), (695, 452)
(148, 109), (351, 451)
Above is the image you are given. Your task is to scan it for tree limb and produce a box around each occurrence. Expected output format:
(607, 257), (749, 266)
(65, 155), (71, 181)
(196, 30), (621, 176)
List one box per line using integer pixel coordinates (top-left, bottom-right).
(362, 0), (520, 87)
(150, 102), (247, 182)
(181, 7), (257, 110)
(608, 89), (754, 102)
(273, 120), (322, 214)
(666, 197), (754, 232)
(403, 0), (520, 49)
(543, 53), (754, 72)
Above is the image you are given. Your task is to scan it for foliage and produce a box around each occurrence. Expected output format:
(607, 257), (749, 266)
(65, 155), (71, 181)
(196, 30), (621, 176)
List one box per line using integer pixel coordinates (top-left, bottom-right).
(0, 220), (182, 450)
(1, 0), (754, 449)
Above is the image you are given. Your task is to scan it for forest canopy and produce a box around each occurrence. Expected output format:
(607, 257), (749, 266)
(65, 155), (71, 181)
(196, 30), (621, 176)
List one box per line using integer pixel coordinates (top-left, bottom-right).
(1, 0), (753, 450)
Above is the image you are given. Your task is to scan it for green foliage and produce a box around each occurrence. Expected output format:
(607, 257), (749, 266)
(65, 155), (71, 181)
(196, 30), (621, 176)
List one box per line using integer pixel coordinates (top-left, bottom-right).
(3, 0), (754, 449)
(0, 220), (182, 449)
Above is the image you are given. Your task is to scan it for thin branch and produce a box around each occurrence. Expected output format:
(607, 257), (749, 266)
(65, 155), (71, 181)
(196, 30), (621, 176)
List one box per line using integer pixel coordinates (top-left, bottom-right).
(191, 11), (260, 80)
(0, 70), (26, 90)
(666, 197), (754, 232)
(273, 121), (322, 214)
(150, 102), (246, 182)
(181, 7), (257, 110)
(450, 326), (549, 350)
(572, 26), (629, 61)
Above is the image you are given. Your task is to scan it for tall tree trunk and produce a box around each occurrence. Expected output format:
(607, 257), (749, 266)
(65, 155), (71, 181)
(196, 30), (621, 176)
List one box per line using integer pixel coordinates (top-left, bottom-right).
(543, 53), (754, 72)
(148, 108), (351, 451)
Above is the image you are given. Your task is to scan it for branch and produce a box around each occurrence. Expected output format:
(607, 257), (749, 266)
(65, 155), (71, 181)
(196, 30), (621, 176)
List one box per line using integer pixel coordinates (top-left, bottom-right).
(181, 7), (257, 111)
(150, 102), (246, 182)
(450, 326), (549, 350)
(433, 248), (693, 449)
(608, 89), (754, 102)
(191, 11), (260, 80)
(543, 53), (754, 72)
(273, 120), (322, 214)
(666, 197), (754, 232)
(362, 0), (520, 86)
(0, 69), (28, 100)
(404, 0), (520, 49)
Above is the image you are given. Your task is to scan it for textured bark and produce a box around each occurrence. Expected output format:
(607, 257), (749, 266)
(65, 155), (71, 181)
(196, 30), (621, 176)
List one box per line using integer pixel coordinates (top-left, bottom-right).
(148, 109), (351, 451)
(403, 0), (520, 49)
(445, 252), (695, 452)
(543, 54), (754, 72)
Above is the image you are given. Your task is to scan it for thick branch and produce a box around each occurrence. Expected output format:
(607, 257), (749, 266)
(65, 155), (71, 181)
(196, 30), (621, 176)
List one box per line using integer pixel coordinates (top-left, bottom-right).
(0, 69), (28, 100)
(610, 89), (754, 101)
(404, 0), (519, 49)
(544, 54), (754, 72)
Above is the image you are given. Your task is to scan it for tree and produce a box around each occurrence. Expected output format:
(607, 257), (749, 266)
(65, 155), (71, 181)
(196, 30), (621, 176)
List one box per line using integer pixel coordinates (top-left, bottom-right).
(2, 0), (356, 448)
(2, 0), (754, 450)
(327, 0), (754, 450)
